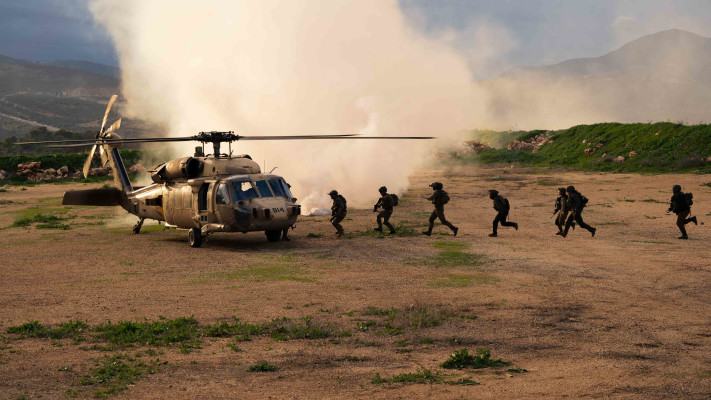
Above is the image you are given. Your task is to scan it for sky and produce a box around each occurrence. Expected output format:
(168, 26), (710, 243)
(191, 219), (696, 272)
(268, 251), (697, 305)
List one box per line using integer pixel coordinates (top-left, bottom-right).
(2, 0), (711, 77)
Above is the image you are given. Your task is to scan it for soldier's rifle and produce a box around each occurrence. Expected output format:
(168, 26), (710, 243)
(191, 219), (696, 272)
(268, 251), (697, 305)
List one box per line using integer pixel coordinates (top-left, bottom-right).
(373, 198), (383, 212)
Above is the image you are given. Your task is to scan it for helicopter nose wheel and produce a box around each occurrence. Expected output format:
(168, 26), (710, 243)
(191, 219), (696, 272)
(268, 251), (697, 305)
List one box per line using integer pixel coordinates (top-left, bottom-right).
(188, 227), (203, 248)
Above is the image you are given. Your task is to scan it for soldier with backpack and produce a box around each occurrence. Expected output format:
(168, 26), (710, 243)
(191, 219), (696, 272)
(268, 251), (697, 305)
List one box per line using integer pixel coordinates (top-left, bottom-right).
(553, 187), (574, 235)
(561, 185), (596, 238)
(373, 186), (397, 234)
(422, 182), (458, 236)
(488, 190), (518, 237)
(667, 184), (697, 239)
(328, 190), (347, 237)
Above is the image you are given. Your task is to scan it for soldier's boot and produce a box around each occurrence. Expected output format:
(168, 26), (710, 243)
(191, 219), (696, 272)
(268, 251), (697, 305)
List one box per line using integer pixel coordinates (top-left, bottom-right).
(679, 235), (689, 240)
(590, 227), (596, 237)
(555, 231), (562, 236)
(422, 221), (434, 236)
(374, 227), (382, 232)
(282, 231), (290, 241)
(452, 226), (458, 237)
(691, 216), (698, 225)
(488, 233), (497, 237)
(513, 222), (519, 231)
(385, 222), (396, 234)
(421, 230), (432, 236)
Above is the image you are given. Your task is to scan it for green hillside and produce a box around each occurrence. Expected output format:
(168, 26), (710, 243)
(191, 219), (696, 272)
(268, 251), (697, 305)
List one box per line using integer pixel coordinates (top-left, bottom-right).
(463, 122), (711, 173)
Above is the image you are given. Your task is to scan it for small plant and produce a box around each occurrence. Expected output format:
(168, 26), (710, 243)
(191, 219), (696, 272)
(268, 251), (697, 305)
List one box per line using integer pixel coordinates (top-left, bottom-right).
(306, 233), (323, 238)
(248, 361), (278, 372)
(372, 369), (443, 384)
(227, 342), (243, 352)
(445, 378), (479, 386)
(11, 213), (72, 230)
(355, 321), (375, 331)
(441, 349), (510, 369)
(378, 322), (401, 336)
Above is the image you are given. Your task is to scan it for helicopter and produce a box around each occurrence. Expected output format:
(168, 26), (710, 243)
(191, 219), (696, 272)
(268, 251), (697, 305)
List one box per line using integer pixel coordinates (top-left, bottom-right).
(19, 95), (432, 247)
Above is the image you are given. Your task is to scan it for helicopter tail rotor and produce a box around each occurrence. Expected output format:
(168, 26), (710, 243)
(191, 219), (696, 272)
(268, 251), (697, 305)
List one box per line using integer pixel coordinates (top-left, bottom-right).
(83, 95), (121, 178)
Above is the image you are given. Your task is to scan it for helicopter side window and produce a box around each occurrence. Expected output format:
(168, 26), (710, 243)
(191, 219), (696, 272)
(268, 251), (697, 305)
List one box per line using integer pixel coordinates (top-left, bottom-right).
(232, 181), (259, 202)
(216, 183), (230, 205)
(255, 180), (274, 197)
(268, 179), (287, 197)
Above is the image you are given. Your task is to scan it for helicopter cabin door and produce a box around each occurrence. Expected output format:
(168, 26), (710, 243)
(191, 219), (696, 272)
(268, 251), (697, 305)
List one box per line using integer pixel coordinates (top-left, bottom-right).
(196, 183), (210, 224)
(213, 182), (233, 224)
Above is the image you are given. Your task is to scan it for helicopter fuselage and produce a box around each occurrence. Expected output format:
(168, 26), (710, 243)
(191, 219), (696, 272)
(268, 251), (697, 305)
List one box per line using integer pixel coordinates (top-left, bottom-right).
(129, 171), (299, 235)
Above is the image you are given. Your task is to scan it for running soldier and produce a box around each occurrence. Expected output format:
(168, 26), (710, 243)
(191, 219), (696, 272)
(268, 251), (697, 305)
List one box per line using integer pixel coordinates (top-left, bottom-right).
(488, 190), (518, 237)
(328, 190), (347, 237)
(373, 186), (396, 234)
(561, 186), (596, 238)
(422, 182), (458, 236)
(553, 187), (574, 235)
(667, 184), (697, 239)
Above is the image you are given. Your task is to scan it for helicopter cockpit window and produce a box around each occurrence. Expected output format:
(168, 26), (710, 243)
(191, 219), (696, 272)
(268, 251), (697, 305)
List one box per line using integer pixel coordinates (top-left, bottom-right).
(255, 180), (274, 197)
(216, 183), (230, 205)
(268, 179), (287, 197)
(280, 179), (293, 198)
(232, 181), (258, 202)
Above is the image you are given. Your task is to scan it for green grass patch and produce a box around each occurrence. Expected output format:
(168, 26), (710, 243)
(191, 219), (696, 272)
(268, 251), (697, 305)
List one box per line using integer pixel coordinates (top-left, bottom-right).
(93, 317), (201, 352)
(78, 353), (162, 398)
(11, 213), (73, 230)
(372, 369), (442, 384)
(248, 361), (278, 372)
(441, 349), (510, 369)
(306, 232), (323, 238)
(7, 320), (87, 340)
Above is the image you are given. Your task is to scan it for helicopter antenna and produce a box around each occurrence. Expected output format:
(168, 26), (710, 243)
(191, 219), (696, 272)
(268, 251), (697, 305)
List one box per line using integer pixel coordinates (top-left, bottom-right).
(269, 166), (278, 173)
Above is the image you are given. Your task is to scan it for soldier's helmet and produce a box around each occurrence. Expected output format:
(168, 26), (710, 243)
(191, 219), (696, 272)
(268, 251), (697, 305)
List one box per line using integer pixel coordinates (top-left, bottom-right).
(379, 186), (387, 193)
(566, 185), (576, 192)
(558, 187), (566, 195)
(673, 184), (682, 192)
(328, 190), (339, 196)
(429, 182), (443, 190)
(488, 189), (499, 197)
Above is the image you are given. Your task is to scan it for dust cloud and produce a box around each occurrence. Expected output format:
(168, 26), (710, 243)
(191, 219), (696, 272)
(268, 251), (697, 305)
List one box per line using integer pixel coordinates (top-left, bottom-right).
(90, 0), (484, 212)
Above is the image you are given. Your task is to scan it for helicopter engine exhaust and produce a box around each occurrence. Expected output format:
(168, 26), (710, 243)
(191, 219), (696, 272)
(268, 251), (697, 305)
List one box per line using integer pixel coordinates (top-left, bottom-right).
(151, 157), (204, 183)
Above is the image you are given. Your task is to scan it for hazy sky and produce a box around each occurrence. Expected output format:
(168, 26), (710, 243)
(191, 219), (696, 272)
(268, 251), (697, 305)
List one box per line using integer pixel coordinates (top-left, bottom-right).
(2, 0), (711, 77)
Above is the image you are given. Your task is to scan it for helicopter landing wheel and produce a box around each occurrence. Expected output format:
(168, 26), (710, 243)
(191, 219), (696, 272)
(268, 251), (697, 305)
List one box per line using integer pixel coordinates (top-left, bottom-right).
(188, 228), (203, 248)
(132, 218), (145, 234)
(265, 230), (281, 242)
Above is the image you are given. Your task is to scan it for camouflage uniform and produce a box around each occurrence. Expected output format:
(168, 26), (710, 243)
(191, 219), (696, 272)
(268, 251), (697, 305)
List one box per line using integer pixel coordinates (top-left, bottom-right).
(375, 191), (396, 234)
(562, 186), (596, 237)
(329, 191), (347, 236)
(668, 185), (697, 239)
(423, 183), (458, 236)
(489, 190), (518, 236)
(554, 188), (574, 235)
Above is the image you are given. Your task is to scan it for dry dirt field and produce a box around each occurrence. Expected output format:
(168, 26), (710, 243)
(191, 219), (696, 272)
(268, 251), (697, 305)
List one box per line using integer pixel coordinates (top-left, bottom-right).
(1, 166), (711, 399)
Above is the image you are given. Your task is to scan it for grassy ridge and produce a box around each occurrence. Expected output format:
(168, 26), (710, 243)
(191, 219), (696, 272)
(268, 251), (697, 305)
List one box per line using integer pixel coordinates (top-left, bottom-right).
(467, 122), (711, 173)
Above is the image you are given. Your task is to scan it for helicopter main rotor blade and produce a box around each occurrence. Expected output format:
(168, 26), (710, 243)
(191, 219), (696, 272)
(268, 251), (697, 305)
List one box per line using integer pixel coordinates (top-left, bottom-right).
(100, 95), (118, 133)
(237, 134), (433, 140)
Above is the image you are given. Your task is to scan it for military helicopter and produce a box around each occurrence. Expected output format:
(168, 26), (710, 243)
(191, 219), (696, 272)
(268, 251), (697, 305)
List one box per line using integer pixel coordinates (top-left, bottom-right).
(19, 95), (432, 247)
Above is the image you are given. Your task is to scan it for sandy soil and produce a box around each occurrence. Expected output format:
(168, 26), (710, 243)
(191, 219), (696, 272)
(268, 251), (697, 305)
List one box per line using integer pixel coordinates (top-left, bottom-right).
(1, 166), (710, 399)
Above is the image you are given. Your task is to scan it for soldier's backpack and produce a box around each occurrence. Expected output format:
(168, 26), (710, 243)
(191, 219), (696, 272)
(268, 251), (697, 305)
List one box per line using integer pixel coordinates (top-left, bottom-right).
(685, 192), (694, 207)
(580, 195), (589, 208)
(502, 196), (510, 211)
(391, 194), (399, 206)
(338, 194), (347, 210)
(440, 190), (450, 204)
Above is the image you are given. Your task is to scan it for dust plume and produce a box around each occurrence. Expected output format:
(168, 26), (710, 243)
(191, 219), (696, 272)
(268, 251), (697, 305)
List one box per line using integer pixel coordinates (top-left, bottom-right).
(90, 0), (483, 211)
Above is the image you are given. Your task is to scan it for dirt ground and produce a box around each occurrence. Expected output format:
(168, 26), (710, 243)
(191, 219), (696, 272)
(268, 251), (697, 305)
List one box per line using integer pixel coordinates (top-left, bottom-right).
(1, 166), (711, 399)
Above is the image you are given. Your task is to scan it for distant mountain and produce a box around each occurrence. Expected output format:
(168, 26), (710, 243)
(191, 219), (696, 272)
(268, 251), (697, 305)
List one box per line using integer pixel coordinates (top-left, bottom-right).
(0, 54), (156, 140)
(46, 60), (120, 79)
(481, 29), (711, 129)
(0, 53), (118, 94)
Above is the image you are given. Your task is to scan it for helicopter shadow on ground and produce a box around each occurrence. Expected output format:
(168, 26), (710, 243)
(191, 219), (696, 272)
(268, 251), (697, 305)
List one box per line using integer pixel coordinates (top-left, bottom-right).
(153, 232), (307, 253)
